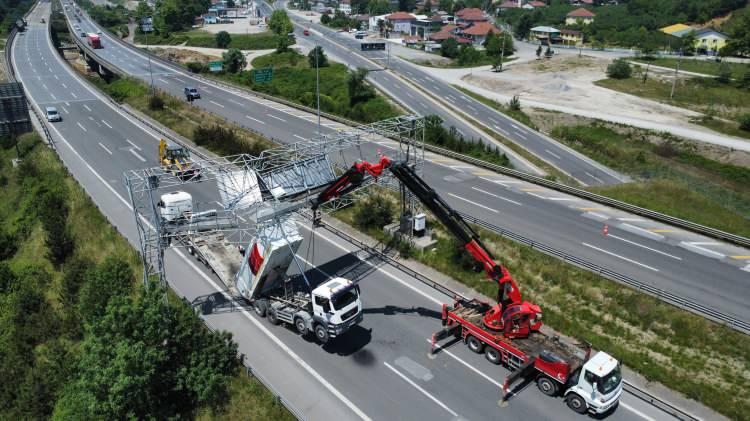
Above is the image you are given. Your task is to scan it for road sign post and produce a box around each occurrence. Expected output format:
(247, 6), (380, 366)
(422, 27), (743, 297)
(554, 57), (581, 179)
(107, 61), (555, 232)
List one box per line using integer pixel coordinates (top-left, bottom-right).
(209, 61), (223, 72)
(252, 67), (274, 83)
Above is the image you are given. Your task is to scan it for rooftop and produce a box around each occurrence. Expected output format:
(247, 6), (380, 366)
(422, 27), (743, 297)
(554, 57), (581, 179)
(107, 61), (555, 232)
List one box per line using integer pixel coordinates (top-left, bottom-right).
(567, 7), (595, 18)
(386, 11), (415, 20)
(461, 21), (501, 36)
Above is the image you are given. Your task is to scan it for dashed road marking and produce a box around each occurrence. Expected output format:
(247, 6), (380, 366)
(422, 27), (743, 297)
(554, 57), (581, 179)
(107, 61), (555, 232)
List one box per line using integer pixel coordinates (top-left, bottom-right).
(582, 242), (659, 272)
(98, 142), (112, 155)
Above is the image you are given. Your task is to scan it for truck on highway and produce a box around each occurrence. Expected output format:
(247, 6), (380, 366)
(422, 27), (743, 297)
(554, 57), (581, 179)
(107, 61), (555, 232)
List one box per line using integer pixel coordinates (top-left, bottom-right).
(312, 157), (623, 414)
(86, 33), (101, 49)
(159, 191), (364, 344)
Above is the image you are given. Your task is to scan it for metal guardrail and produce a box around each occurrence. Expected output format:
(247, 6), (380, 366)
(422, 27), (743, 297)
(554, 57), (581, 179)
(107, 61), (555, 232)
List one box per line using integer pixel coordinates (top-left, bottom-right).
(457, 211), (750, 334)
(623, 381), (700, 421)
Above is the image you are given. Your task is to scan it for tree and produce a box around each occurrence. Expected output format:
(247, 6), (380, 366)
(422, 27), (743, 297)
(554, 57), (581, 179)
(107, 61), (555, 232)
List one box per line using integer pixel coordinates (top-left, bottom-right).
(134, 1), (154, 26)
(485, 32), (513, 58)
(424, 0), (432, 12)
(457, 45), (480, 65)
(514, 13), (532, 39)
(439, 0), (454, 14)
(722, 9), (750, 57)
(53, 283), (238, 420)
(681, 30), (697, 55)
(320, 13), (331, 25)
(606, 58), (632, 79)
(739, 114), (750, 131)
(308, 46), (329, 68)
(268, 10), (294, 51)
(377, 18), (385, 36)
(222, 48), (247, 73)
(440, 37), (459, 58)
(215, 30), (231, 48)
(77, 256), (134, 324)
(716, 62), (732, 84)
(347, 67), (375, 105)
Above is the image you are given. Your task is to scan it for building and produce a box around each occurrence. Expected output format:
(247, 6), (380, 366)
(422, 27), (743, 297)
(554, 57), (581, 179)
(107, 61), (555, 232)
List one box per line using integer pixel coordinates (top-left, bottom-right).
(338, 0), (351, 15)
(565, 7), (595, 25)
(560, 28), (583, 45)
(356, 14), (370, 30)
(429, 24), (473, 45)
(694, 28), (729, 54)
(385, 11), (416, 34)
(530, 26), (560, 44)
(498, 0), (520, 11)
(660, 23), (693, 37)
(411, 14), (444, 40)
(369, 14), (389, 32)
(454, 7), (488, 24)
(570, 0), (593, 5)
(461, 21), (502, 46)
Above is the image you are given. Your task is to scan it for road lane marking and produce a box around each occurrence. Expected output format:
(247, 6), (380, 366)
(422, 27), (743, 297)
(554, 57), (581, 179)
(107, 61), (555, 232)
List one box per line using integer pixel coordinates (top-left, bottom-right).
(229, 99), (244, 106)
(649, 229), (674, 233)
(173, 77), (186, 83)
(293, 134), (306, 140)
(608, 234), (682, 260)
(480, 176), (521, 185)
(267, 113), (286, 122)
(76, 122), (86, 132)
(383, 362), (459, 417)
(680, 242), (725, 259)
(246, 115), (265, 124)
(101, 119), (113, 129)
(447, 193), (498, 213)
(158, 78), (169, 84)
(83, 104), (91, 112)
(424, 339), (503, 388)
(522, 188), (544, 192)
(730, 255), (750, 260)
(617, 218), (644, 222)
(582, 243), (659, 272)
(619, 402), (657, 421)
(621, 223), (665, 240)
(61, 106), (68, 114)
(208, 100), (225, 108)
(61, 83), (67, 89)
(50, 93), (57, 100)
(471, 187), (522, 206)
(125, 138), (141, 151)
(546, 197), (578, 201)
(585, 171), (604, 184)
(514, 131), (527, 140)
(98, 142), (112, 155)
(70, 91), (77, 99)
(42, 83), (47, 90)
(577, 207), (604, 211)
(129, 148), (147, 162)
(511, 123), (520, 130)
(545, 149), (561, 160)
(494, 125), (509, 135)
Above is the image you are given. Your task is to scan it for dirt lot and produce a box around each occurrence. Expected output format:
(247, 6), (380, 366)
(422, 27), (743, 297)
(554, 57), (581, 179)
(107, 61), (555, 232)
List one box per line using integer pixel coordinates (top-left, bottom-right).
(146, 46), (274, 71)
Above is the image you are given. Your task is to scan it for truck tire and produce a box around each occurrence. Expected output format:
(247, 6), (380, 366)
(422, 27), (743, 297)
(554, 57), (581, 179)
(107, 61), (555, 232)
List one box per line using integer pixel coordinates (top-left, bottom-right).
(566, 393), (588, 414)
(537, 376), (559, 396)
(485, 348), (501, 365)
(314, 324), (329, 344)
(466, 335), (484, 353)
(267, 308), (280, 325)
(294, 317), (308, 335)
(253, 299), (268, 317)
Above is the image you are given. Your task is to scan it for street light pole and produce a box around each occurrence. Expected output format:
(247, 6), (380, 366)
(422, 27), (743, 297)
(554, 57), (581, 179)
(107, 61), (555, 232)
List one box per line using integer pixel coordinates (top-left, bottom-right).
(316, 45), (321, 135)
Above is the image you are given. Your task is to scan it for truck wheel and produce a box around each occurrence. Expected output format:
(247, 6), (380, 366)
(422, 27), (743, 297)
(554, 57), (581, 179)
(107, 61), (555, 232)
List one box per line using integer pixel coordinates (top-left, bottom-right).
(253, 299), (268, 317)
(485, 348), (501, 365)
(267, 308), (280, 325)
(566, 393), (588, 414)
(466, 335), (484, 353)
(294, 317), (308, 335)
(314, 324), (329, 344)
(537, 376), (559, 396)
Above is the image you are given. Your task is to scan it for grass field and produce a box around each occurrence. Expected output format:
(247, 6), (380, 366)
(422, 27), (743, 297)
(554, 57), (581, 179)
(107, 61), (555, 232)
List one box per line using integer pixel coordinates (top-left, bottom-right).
(134, 30), (280, 50)
(633, 57), (748, 79)
(336, 193), (750, 420)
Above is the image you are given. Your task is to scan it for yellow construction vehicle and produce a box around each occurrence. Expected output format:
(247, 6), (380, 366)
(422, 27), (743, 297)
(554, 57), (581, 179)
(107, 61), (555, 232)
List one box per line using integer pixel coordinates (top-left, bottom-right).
(159, 139), (201, 180)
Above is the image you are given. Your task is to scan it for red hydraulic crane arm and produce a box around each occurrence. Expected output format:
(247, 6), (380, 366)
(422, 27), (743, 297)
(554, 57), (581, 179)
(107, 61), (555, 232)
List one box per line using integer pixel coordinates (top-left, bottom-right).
(311, 156), (392, 210)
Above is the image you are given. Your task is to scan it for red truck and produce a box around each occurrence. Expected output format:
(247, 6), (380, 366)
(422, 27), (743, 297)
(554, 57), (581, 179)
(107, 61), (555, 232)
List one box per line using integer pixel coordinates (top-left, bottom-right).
(86, 33), (101, 49)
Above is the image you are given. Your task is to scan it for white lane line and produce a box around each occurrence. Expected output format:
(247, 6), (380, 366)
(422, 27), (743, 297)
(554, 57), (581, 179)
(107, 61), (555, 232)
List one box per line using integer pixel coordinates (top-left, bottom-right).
(61, 106), (69, 114)
(70, 91), (77, 99)
(53, 74), (59, 80)
(447, 193), (498, 213)
(511, 123), (520, 130)
(586, 171), (605, 184)
(514, 131), (527, 140)
(101, 119), (113, 129)
(76, 122), (86, 132)
(545, 149), (561, 160)
(61, 83), (68, 89)
(618, 218), (645, 222)
(680, 242), (726, 259)
(83, 104), (92, 112)
(293, 134), (306, 140)
(467, 105), (476, 111)
(129, 148), (147, 162)
(406, 92), (414, 98)
(42, 83), (48, 90)
(547, 197), (578, 201)
(620, 402), (657, 421)
(173, 77), (187, 83)
(267, 113), (286, 122)
(125, 138), (142, 151)
(620, 223), (664, 240)
(65, 102), (70, 106)
(208, 100), (225, 108)
(98, 142), (112, 155)
(229, 99), (244, 106)
(383, 362), (459, 417)
(526, 192), (548, 200)
(419, 101), (428, 108)
(158, 78), (169, 84)
(424, 339), (503, 388)
(471, 187), (522, 206)
(479, 176), (522, 185)
(582, 243), (659, 272)
(608, 234), (682, 260)
(494, 125), (509, 135)
(446, 97), (455, 104)
(246, 115), (265, 124)
(50, 93), (57, 100)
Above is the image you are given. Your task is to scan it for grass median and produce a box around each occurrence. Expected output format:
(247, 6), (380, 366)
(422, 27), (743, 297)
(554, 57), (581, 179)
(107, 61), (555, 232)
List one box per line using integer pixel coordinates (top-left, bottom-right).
(134, 30), (281, 50)
(632, 57), (748, 79)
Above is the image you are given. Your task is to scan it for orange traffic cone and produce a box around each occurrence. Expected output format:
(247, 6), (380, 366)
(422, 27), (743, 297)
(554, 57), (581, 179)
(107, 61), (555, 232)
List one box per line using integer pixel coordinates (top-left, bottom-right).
(602, 224), (609, 236)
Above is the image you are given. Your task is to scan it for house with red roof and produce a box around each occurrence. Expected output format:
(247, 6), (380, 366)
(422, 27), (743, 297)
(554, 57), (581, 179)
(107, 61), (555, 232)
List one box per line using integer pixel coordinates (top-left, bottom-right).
(498, 1), (520, 11)
(565, 7), (595, 25)
(454, 7), (488, 24)
(386, 11), (416, 34)
(429, 24), (473, 45)
(461, 21), (502, 46)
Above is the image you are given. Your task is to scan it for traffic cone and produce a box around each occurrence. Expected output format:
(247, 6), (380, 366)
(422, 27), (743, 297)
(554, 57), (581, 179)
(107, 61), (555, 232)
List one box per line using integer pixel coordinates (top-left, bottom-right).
(602, 224), (609, 236)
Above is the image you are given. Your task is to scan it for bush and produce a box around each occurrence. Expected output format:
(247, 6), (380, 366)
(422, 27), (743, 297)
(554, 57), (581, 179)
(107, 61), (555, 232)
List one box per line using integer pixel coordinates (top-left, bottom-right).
(509, 95), (521, 111)
(186, 61), (206, 73)
(222, 48), (247, 74)
(607, 58), (632, 79)
(148, 94), (165, 110)
(739, 114), (750, 132)
(353, 194), (394, 230)
(308, 46), (328, 68)
(441, 38), (459, 59)
(216, 30), (231, 48)
(320, 13), (331, 25)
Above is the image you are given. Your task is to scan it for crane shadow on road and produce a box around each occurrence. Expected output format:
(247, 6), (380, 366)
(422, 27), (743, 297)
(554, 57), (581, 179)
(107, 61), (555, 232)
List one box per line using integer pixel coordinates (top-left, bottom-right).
(190, 291), (251, 315)
(363, 305), (442, 320)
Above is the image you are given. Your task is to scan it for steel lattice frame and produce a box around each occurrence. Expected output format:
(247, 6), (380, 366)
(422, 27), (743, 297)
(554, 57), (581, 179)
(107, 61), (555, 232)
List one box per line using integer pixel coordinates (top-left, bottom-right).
(125, 115), (426, 285)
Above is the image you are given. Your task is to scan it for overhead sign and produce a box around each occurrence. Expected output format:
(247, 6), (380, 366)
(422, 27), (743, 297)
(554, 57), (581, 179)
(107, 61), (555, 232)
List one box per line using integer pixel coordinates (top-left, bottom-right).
(252, 67), (273, 83)
(141, 16), (153, 33)
(0, 83), (33, 137)
(360, 42), (386, 51)
(209, 61), (223, 72)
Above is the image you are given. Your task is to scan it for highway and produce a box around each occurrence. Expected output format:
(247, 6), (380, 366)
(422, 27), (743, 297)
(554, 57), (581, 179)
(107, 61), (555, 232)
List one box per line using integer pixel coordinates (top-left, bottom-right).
(11, 4), (683, 420)
(64, 6), (750, 328)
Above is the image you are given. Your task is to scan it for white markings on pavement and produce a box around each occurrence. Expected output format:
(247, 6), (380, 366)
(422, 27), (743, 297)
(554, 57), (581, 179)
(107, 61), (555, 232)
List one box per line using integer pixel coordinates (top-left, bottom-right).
(70, 91), (77, 99)
(494, 125), (509, 135)
(582, 243), (659, 272)
(61, 106), (68, 114)
(158, 78), (169, 84)
(447, 193), (498, 213)
(545, 149), (561, 160)
(267, 113), (286, 122)
(608, 234), (682, 260)
(619, 402), (657, 421)
(173, 77), (186, 83)
(50, 93), (57, 100)
(83, 104), (92, 112)
(61, 83), (68, 89)
(514, 131), (527, 140)
(546, 197), (578, 201)
(125, 138), (141, 151)
(42, 83), (47, 90)
(511, 123), (520, 130)
(467, 105), (476, 111)
(586, 171), (605, 184)
(129, 148), (147, 162)
(208, 100), (225, 108)
(617, 217), (645, 222)
(620, 223), (664, 240)
(471, 187), (522, 206)
(101, 119), (113, 129)
(680, 242), (725, 259)
(383, 362), (459, 417)
(245, 115), (265, 124)
(76, 122), (86, 132)
(419, 101), (428, 108)
(479, 176), (522, 185)
(53, 74), (59, 80)
(98, 142), (112, 155)
(293, 134), (306, 140)
(229, 99), (244, 106)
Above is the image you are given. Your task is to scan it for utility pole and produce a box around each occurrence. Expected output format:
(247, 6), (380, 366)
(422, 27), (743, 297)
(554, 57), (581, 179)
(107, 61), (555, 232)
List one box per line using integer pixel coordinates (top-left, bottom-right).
(316, 45), (321, 135)
(670, 49), (682, 100)
(498, 32), (506, 72)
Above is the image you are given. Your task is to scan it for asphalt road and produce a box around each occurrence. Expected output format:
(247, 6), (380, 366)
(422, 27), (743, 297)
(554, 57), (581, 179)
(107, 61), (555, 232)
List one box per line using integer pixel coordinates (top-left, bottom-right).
(12, 4), (678, 420)
(65, 8), (750, 327)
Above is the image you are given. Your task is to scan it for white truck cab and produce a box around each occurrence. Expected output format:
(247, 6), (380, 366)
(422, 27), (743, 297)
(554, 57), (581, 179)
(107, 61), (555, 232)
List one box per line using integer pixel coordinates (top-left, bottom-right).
(157, 191), (193, 222)
(565, 351), (623, 414)
(309, 277), (363, 340)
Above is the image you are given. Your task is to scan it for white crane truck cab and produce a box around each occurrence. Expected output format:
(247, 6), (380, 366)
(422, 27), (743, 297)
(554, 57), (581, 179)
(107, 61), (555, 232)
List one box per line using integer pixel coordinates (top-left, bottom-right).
(565, 351), (622, 414)
(158, 191), (193, 222)
(308, 277), (363, 340)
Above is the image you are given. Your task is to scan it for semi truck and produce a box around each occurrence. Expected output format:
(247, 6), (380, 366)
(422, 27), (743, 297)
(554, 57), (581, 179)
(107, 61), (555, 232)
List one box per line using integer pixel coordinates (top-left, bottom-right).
(86, 33), (101, 49)
(158, 191), (363, 344)
(312, 156), (622, 414)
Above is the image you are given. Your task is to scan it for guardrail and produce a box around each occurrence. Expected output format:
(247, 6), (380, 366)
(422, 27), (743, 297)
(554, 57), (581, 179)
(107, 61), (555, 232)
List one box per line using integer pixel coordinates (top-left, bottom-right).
(622, 381), (700, 421)
(78, 14), (750, 249)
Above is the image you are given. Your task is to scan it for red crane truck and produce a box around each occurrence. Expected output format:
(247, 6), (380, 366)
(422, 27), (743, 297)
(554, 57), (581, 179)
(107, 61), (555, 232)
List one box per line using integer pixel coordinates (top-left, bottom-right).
(313, 156), (623, 415)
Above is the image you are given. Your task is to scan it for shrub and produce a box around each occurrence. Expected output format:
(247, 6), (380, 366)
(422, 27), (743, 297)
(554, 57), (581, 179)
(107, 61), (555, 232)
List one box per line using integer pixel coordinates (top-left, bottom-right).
(308, 46), (328, 68)
(148, 94), (165, 110)
(607, 58), (632, 79)
(739, 114), (750, 132)
(353, 194), (394, 230)
(739, 68), (750, 90)
(186, 61), (206, 73)
(222, 48), (247, 73)
(320, 13), (331, 25)
(215, 30), (231, 48)
(441, 38), (459, 59)
(509, 95), (521, 111)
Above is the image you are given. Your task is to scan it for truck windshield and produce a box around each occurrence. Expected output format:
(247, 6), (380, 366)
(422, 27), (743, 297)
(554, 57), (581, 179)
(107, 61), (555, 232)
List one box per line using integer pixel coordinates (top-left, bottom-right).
(597, 363), (622, 394)
(332, 288), (358, 310)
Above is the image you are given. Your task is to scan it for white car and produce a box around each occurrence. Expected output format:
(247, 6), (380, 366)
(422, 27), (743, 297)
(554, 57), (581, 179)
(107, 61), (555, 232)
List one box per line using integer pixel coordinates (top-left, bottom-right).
(45, 106), (61, 122)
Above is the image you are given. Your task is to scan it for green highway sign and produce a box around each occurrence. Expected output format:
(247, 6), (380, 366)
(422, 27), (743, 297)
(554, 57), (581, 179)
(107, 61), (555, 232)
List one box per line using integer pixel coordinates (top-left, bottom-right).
(253, 67), (274, 83)
(209, 61), (223, 73)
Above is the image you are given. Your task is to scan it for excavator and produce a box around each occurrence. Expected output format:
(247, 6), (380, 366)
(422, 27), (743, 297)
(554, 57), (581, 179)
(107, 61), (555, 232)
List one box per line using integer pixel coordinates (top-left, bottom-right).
(311, 156), (542, 338)
(158, 139), (201, 181)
